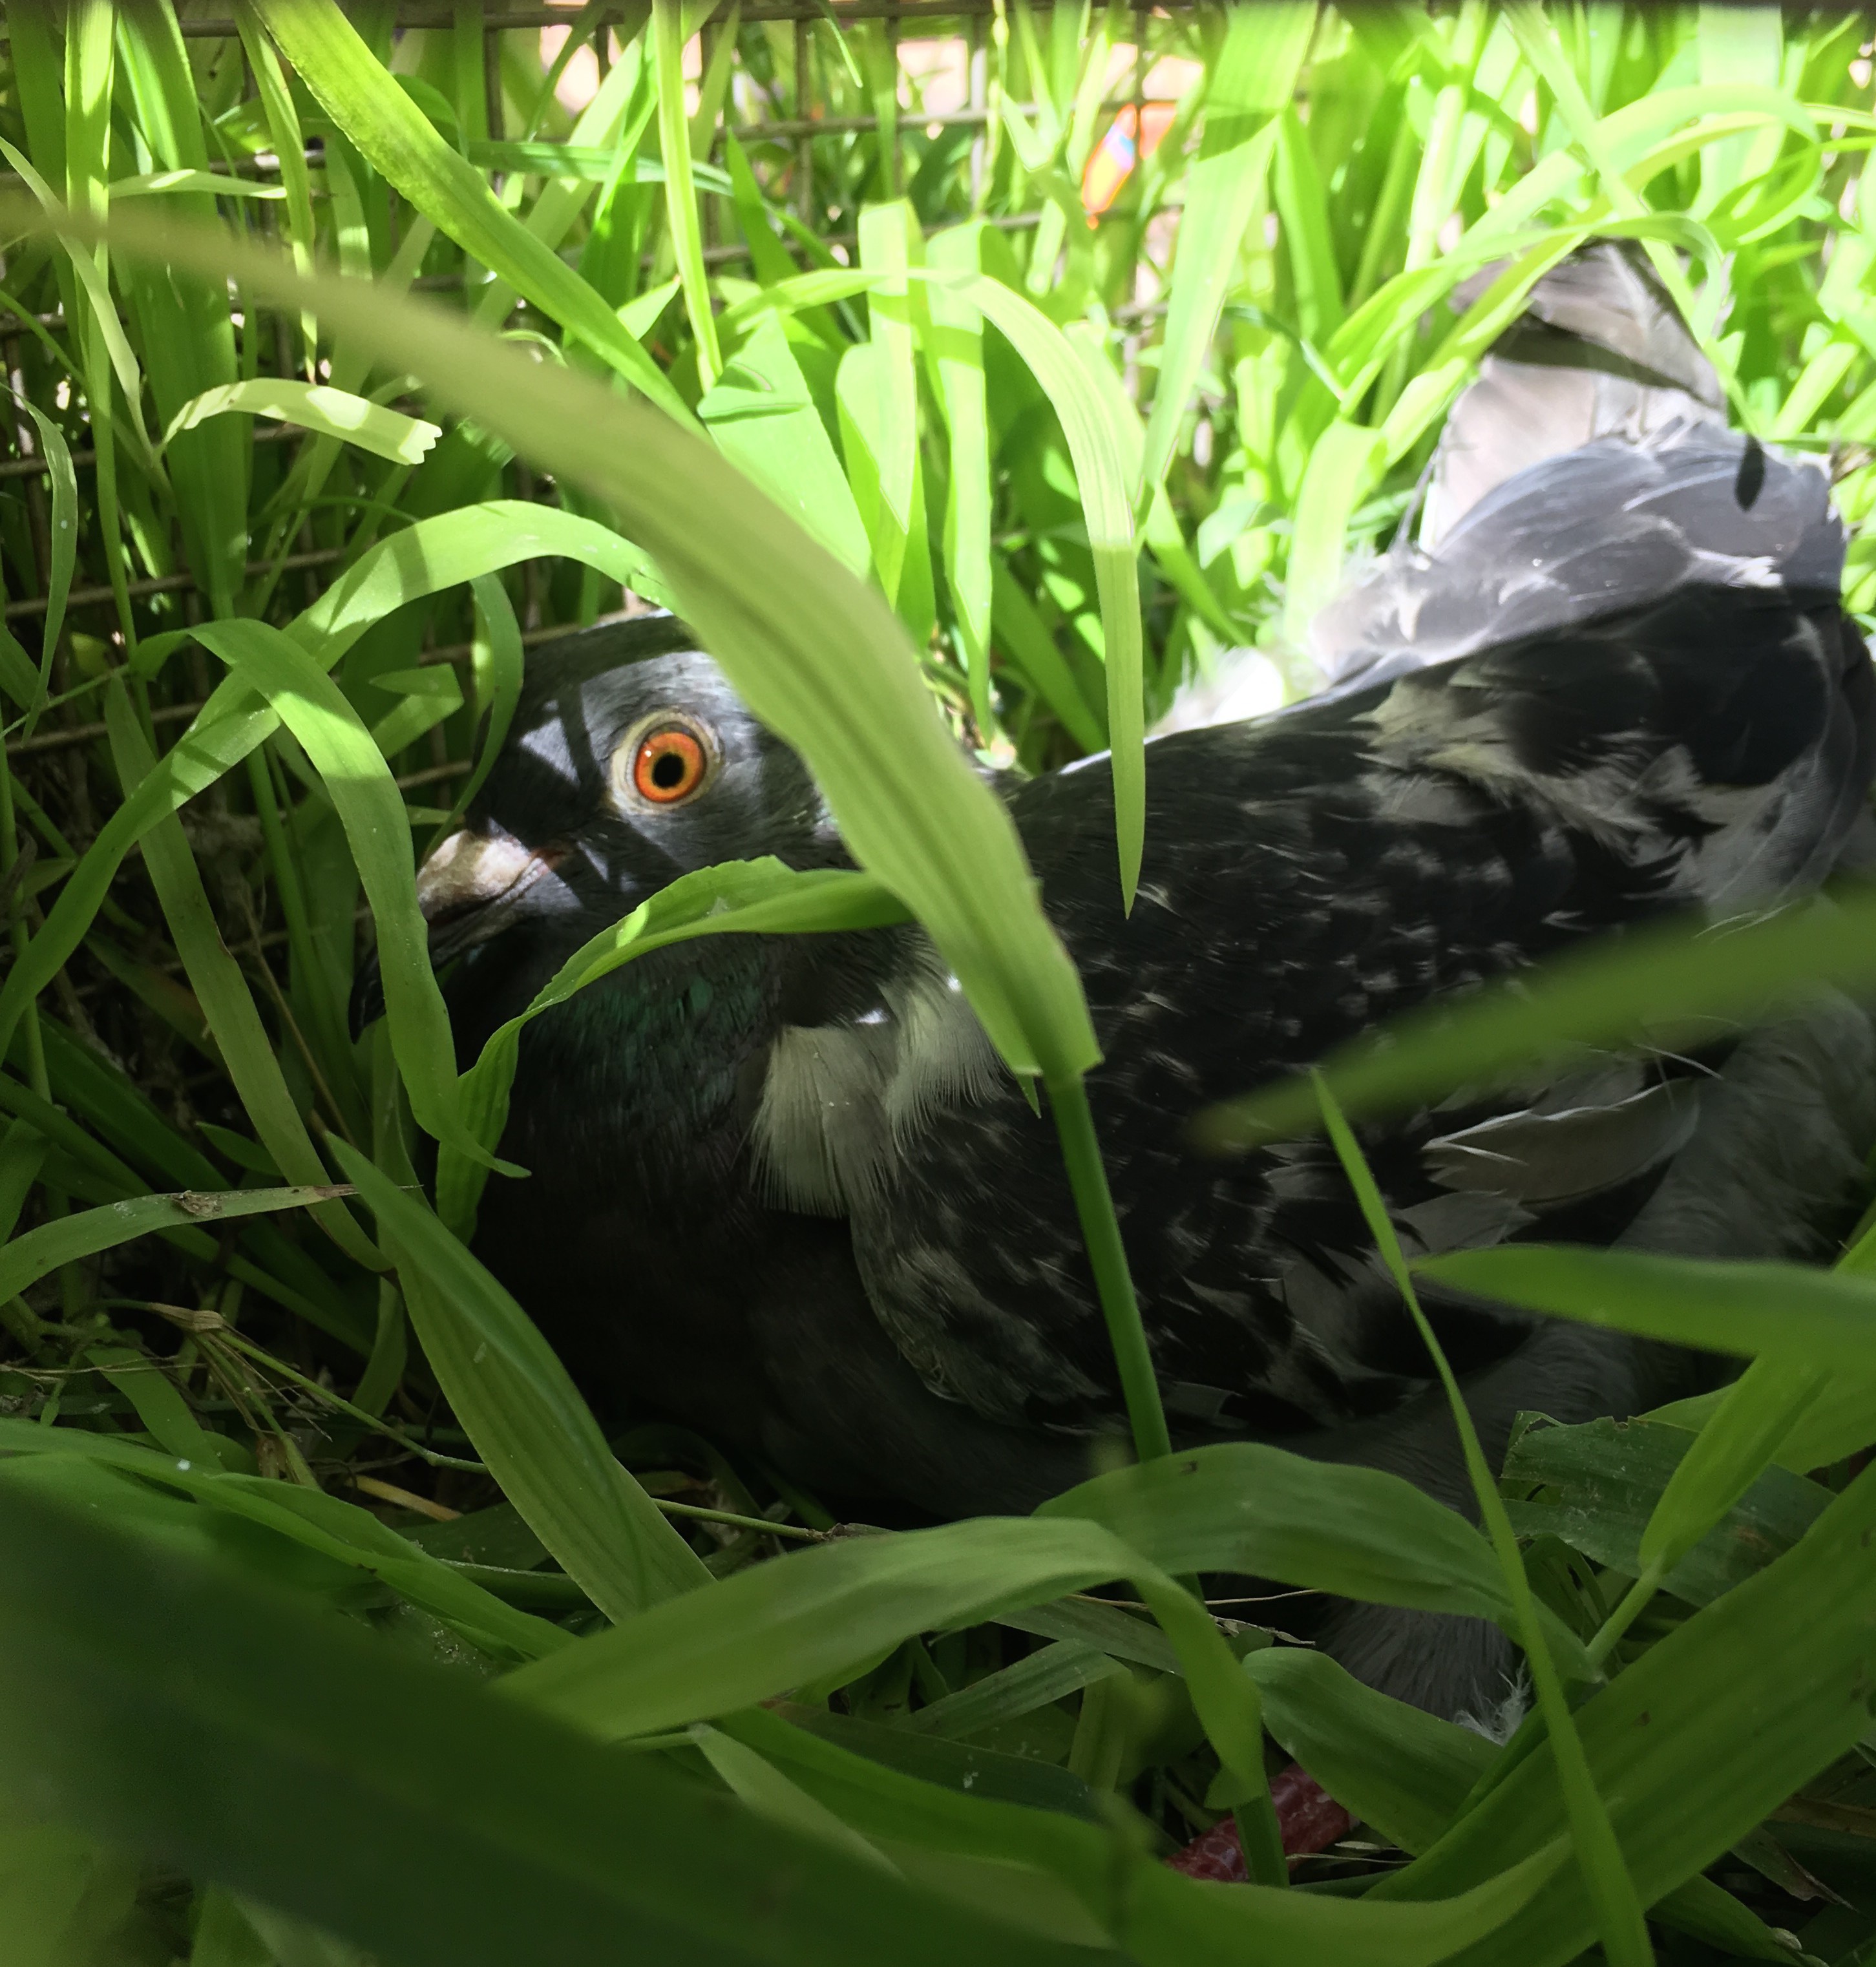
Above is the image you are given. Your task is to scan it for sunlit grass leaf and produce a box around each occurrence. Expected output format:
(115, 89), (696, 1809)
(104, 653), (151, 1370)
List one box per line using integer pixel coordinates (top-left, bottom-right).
(1283, 417), (1386, 644)
(8, 501), (654, 1076)
(250, 0), (697, 428)
(722, 258), (1145, 899)
(286, 501), (669, 668)
(989, 558), (1107, 753)
(701, 314), (870, 574)
(651, 0), (721, 392)
(235, 0), (319, 367)
(109, 169), (284, 202)
(441, 571), (526, 835)
(853, 203), (922, 611)
(951, 271), (1144, 907)
(0, 136), (159, 471)
(163, 379), (441, 465)
(368, 664), (463, 759)
(1136, 5), (1311, 514)
(925, 223), (994, 731)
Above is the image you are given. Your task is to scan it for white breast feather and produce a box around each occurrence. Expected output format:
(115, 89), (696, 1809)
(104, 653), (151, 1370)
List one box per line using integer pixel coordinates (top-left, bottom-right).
(752, 943), (1000, 1216)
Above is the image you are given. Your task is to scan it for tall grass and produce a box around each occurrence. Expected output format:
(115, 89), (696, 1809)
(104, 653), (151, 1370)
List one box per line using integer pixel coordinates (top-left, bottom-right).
(3, 4), (1876, 1962)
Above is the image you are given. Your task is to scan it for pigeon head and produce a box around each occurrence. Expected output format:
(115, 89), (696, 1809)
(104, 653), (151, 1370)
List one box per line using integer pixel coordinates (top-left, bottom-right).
(352, 615), (838, 1041)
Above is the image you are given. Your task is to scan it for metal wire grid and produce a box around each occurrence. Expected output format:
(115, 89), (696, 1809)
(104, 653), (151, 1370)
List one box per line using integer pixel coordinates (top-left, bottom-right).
(0, 3), (1171, 758)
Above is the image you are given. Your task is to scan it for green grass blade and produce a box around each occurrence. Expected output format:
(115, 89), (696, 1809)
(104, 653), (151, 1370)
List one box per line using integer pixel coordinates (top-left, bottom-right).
(943, 270), (1143, 905)
(0, 1183), (348, 1306)
(3, 500), (664, 1084)
(854, 203), (922, 610)
(1196, 891), (1876, 1150)
(702, 313), (870, 573)
(368, 667), (464, 759)
(289, 501), (669, 664)
(1372, 1462), (1876, 1967)
(251, 0), (699, 428)
(902, 1639), (1124, 1739)
(1501, 3), (1740, 422)
(690, 1724), (898, 1875)
(0, 143), (154, 473)
(1627, 1356), (1830, 1604)
(1418, 1244), (1876, 1373)
(1044, 1073), (1171, 1468)
(235, 0), (319, 370)
(1283, 417), (1385, 644)
(472, 31), (653, 330)
(0, 702), (279, 1089)
(439, 571), (526, 835)
(163, 380), (441, 466)
(925, 224), (994, 731)
(332, 1139), (711, 1619)
(0, 1478), (1098, 1967)
(651, 0), (721, 390)
(1315, 1079), (1652, 1967)
(103, 686), (383, 1270)
(1136, 6), (1309, 515)
(187, 620), (478, 1163)
(12, 397), (74, 717)
(1247, 1649), (1795, 1962)
(1040, 1438), (1589, 1675)
(0, 1423), (567, 1661)
(1605, 1188), (1876, 1636)
(989, 560), (1106, 752)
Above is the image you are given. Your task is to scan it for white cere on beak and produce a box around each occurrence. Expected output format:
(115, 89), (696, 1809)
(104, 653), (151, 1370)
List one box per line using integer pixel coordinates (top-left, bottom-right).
(416, 828), (550, 922)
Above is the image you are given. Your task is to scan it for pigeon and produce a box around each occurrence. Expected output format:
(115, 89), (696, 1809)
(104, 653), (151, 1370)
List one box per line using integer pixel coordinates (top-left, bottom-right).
(363, 245), (1875, 1724)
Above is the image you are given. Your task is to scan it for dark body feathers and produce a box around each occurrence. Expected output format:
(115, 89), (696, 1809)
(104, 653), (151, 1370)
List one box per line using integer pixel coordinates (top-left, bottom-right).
(401, 248), (1876, 1719)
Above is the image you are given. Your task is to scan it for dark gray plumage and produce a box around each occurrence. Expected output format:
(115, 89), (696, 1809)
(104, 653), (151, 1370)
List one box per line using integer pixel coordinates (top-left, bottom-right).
(375, 246), (1876, 1722)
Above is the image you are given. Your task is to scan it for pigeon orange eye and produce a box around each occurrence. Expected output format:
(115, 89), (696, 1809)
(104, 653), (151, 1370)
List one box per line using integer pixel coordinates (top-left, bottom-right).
(632, 726), (708, 804)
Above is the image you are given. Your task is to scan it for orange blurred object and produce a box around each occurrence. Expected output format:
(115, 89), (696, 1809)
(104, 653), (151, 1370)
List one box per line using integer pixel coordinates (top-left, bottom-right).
(1081, 101), (1177, 220)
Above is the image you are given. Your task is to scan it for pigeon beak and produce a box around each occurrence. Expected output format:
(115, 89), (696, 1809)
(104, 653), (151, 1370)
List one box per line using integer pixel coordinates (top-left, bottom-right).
(348, 826), (565, 1037)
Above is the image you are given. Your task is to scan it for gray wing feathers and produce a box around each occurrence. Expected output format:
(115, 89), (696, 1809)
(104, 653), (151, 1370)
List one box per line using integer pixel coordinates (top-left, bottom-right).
(1422, 241), (1723, 545)
(1313, 244), (1841, 688)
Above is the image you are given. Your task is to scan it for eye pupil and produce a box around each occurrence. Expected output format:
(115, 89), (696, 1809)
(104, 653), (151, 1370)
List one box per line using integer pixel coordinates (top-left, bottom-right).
(630, 725), (708, 804)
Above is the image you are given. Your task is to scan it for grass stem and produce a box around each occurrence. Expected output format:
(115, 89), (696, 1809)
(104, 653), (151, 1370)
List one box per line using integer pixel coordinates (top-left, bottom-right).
(1316, 1073), (1653, 1967)
(1045, 1069), (1170, 1466)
